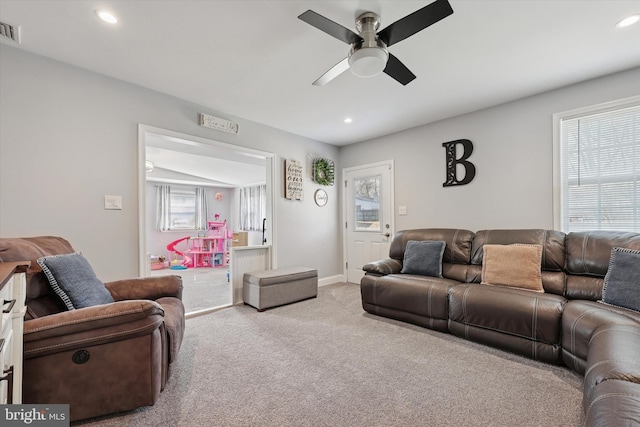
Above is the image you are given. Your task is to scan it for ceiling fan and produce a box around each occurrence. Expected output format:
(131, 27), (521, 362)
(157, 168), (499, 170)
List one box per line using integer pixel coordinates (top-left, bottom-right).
(298, 0), (453, 86)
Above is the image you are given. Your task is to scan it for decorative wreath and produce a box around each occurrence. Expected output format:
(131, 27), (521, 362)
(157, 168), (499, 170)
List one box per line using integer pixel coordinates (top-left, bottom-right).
(313, 157), (335, 186)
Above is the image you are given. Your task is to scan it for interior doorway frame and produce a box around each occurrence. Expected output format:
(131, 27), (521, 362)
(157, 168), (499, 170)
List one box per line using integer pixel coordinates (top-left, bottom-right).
(137, 124), (277, 282)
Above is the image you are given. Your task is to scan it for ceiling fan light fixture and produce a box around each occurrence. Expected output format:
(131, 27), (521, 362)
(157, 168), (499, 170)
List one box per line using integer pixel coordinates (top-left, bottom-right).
(616, 14), (640, 28)
(95, 9), (118, 24)
(348, 47), (388, 77)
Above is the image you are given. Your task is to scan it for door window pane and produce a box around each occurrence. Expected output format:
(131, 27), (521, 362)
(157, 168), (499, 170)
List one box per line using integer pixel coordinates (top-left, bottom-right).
(354, 175), (381, 231)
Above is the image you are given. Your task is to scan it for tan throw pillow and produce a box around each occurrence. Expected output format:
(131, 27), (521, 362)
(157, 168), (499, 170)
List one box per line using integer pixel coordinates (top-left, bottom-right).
(481, 244), (544, 292)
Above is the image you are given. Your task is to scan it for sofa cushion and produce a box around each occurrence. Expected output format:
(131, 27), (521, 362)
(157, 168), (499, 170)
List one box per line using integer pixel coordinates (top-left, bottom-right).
(448, 283), (566, 363)
(583, 379), (640, 427)
(602, 247), (640, 312)
(400, 240), (446, 277)
(583, 324), (640, 410)
(561, 300), (640, 374)
(37, 252), (114, 310)
(481, 244), (544, 292)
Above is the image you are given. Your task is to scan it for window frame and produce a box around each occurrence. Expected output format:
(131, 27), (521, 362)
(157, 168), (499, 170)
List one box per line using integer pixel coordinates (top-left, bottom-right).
(168, 186), (198, 231)
(553, 95), (640, 232)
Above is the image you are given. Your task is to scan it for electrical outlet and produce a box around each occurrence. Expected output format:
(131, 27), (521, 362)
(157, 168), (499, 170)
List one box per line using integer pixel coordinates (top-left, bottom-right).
(104, 195), (122, 210)
(399, 205), (407, 216)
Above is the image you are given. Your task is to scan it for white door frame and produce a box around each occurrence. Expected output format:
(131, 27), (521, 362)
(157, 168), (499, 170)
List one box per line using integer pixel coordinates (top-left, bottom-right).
(137, 124), (277, 279)
(342, 160), (394, 282)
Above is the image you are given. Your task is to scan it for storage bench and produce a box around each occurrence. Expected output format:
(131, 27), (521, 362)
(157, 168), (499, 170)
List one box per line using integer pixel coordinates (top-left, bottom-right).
(243, 266), (318, 311)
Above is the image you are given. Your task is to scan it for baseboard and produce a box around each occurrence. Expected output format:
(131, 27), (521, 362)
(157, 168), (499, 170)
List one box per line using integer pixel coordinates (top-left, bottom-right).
(319, 274), (345, 287)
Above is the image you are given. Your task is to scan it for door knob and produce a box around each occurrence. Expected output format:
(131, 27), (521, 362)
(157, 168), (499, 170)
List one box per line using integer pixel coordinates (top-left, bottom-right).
(381, 232), (390, 238)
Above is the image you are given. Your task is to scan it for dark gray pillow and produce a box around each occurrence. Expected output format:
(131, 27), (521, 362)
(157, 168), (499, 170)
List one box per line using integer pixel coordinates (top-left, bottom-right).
(602, 247), (640, 312)
(37, 252), (114, 310)
(400, 240), (446, 277)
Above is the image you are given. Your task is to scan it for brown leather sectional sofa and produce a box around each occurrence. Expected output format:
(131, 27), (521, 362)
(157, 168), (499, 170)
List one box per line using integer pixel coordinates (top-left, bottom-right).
(361, 228), (640, 426)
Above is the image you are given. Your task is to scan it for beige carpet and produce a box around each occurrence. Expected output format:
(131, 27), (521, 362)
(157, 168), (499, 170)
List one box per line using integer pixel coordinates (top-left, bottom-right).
(151, 267), (231, 313)
(74, 282), (584, 427)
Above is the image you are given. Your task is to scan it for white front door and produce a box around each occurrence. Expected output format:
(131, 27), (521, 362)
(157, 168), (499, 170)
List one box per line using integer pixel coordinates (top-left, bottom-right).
(344, 161), (394, 284)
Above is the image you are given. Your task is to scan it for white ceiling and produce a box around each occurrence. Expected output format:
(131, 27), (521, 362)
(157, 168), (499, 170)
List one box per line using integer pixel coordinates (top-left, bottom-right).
(1, 0), (639, 147)
(144, 132), (267, 187)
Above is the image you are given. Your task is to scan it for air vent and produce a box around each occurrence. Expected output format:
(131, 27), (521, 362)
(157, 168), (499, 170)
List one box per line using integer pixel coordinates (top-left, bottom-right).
(0, 22), (20, 43)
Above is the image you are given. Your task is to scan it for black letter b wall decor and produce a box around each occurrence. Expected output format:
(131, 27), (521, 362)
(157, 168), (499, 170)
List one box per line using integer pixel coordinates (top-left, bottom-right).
(442, 139), (476, 187)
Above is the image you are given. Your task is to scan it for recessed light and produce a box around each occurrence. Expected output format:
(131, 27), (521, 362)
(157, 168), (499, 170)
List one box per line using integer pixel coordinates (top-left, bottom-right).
(95, 9), (118, 24)
(616, 14), (640, 28)
(344, 118), (353, 124)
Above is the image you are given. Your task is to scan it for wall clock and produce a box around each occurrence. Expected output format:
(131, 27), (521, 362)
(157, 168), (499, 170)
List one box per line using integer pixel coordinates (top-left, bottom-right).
(314, 189), (328, 207)
(313, 157), (335, 186)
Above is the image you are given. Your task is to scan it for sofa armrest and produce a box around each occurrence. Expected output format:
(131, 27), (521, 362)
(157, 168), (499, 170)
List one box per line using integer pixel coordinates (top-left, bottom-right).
(363, 258), (402, 276)
(105, 275), (183, 301)
(24, 299), (165, 358)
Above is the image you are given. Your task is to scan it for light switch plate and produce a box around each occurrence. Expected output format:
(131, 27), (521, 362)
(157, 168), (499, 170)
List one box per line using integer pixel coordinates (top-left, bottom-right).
(104, 195), (122, 210)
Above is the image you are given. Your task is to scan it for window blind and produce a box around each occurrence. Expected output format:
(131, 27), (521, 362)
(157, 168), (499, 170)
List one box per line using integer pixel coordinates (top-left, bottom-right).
(560, 103), (640, 232)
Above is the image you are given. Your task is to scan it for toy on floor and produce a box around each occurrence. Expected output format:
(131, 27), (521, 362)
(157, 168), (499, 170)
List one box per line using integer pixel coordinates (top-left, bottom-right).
(167, 236), (192, 269)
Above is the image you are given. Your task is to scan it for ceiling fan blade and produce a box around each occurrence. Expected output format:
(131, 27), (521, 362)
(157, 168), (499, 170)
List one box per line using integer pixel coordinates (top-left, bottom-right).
(377, 0), (453, 47)
(312, 57), (350, 86)
(383, 53), (416, 86)
(298, 10), (362, 45)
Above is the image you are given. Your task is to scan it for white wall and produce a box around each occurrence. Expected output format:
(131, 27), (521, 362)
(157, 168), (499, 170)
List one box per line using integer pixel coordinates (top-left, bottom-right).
(0, 46), (341, 281)
(339, 67), (640, 233)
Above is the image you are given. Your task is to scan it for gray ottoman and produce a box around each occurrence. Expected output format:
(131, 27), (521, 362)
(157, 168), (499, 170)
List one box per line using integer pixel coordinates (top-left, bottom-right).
(243, 266), (318, 311)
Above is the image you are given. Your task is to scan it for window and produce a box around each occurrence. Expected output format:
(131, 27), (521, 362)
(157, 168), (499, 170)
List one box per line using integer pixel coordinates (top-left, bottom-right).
(554, 98), (640, 232)
(354, 175), (381, 231)
(169, 188), (197, 229)
(156, 185), (208, 231)
(239, 184), (266, 231)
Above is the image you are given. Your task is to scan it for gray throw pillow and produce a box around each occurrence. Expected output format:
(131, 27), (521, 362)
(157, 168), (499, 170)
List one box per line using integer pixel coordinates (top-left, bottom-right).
(400, 240), (446, 277)
(37, 252), (114, 310)
(601, 247), (640, 312)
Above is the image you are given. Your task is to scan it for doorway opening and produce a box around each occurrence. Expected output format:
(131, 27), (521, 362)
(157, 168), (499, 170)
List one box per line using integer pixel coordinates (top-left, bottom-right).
(138, 124), (275, 316)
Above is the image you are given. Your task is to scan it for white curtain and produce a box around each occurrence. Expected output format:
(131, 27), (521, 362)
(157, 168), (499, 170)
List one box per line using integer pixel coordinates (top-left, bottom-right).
(156, 185), (171, 231)
(195, 187), (208, 230)
(240, 184), (266, 231)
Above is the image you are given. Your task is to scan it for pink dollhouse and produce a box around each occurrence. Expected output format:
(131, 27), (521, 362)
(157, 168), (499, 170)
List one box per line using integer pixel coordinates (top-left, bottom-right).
(186, 221), (231, 268)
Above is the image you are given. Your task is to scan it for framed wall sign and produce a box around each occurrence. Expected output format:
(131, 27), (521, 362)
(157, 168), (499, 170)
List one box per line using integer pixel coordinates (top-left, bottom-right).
(285, 159), (304, 200)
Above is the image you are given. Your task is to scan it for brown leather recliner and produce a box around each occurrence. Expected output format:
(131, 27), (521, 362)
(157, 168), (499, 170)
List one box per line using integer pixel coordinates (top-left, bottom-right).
(0, 236), (185, 422)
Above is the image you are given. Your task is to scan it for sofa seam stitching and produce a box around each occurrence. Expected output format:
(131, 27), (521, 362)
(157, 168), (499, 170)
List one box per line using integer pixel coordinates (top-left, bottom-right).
(24, 322), (160, 354)
(25, 306), (152, 333)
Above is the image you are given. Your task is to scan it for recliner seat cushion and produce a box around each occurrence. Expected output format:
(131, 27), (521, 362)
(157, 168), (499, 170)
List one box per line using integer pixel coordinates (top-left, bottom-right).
(361, 274), (459, 331)
(448, 283), (566, 362)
